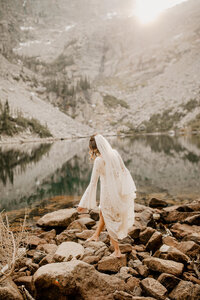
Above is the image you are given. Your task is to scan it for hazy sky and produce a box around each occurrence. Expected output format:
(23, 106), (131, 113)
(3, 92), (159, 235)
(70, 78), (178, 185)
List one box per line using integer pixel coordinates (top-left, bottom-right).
(134, 0), (188, 23)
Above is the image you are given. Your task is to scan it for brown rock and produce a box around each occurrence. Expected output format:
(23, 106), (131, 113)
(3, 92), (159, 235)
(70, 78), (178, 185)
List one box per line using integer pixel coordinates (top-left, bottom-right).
(27, 235), (46, 248)
(77, 217), (96, 228)
(149, 198), (168, 208)
(146, 231), (162, 252)
(162, 236), (179, 248)
(139, 228), (155, 245)
(126, 276), (140, 291)
(134, 204), (155, 228)
(37, 243), (57, 255)
(53, 241), (84, 262)
(169, 280), (200, 300)
(133, 245), (146, 252)
(67, 220), (87, 231)
(33, 261), (126, 299)
(137, 251), (150, 261)
(90, 208), (100, 221)
(140, 277), (167, 300)
(36, 208), (78, 228)
(97, 255), (127, 273)
(76, 229), (95, 240)
(82, 255), (100, 264)
(56, 229), (79, 244)
(176, 240), (200, 257)
(113, 290), (133, 299)
(136, 264), (149, 277)
(33, 250), (46, 264)
(109, 243), (132, 254)
(161, 211), (196, 223)
(157, 273), (181, 291)
(128, 226), (141, 239)
(154, 244), (189, 264)
(39, 229), (56, 242)
(170, 223), (200, 243)
(176, 199), (200, 212)
(183, 272), (200, 285)
(14, 276), (33, 292)
(143, 257), (184, 276)
(0, 277), (23, 300)
(183, 214), (200, 225)
(39, 253), (54, 266)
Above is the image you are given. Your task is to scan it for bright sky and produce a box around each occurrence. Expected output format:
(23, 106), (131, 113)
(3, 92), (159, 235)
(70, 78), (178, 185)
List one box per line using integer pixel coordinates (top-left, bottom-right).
(134, 0), (188, 24)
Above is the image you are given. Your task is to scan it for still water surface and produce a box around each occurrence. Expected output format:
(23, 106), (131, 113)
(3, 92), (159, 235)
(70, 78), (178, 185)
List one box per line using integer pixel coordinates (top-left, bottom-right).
(0, 135), (200, 217)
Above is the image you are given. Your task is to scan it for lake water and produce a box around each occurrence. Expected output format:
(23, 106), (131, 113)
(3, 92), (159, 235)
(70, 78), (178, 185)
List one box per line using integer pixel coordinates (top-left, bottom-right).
(0, 135), (200, 222)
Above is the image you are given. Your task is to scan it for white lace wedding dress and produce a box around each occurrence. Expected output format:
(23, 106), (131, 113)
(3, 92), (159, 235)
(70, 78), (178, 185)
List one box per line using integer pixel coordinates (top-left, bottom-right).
(79, 135), (136, 241)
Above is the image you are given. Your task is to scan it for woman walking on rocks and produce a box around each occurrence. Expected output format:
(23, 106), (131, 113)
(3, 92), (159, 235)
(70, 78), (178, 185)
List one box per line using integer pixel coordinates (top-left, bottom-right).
(78, 134), (136, 257)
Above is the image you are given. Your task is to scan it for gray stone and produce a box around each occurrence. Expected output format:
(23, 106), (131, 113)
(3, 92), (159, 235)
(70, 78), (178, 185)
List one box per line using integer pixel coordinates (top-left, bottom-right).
(97, 255), (127, 273)
(53, 241), (84, 262)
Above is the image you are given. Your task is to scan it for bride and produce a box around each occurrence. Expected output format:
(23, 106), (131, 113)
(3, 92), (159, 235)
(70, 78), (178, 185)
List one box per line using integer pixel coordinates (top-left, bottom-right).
(77, 134), (136, 257)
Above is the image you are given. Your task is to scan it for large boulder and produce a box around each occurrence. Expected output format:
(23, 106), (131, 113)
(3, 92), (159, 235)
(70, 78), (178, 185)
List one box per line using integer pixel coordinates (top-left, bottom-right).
(143, 257), (184, 276)
(33, 260), (126, 300)
(169, 280), (200, 300)
(53, 241), (84, 262)
(140, 277), (167, 300)
(36, 208), (78, 228)
(0, 277), (23, 300)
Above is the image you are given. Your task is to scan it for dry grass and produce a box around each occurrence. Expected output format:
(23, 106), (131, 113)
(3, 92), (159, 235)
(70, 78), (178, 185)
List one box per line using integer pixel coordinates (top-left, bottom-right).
(0, 212), (29, 283)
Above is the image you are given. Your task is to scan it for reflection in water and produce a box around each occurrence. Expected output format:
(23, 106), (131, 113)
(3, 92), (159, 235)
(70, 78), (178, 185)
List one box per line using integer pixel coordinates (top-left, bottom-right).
(0, 135), (200, 213)
(0, 143), (52, 186)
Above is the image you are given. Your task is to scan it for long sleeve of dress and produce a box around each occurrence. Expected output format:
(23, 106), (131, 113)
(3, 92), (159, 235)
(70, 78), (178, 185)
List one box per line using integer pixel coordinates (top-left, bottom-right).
(78, 156), (102, 209)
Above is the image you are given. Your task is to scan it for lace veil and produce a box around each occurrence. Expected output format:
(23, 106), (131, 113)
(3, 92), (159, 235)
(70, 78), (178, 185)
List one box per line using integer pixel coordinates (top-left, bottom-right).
(95, 134), (136, 215)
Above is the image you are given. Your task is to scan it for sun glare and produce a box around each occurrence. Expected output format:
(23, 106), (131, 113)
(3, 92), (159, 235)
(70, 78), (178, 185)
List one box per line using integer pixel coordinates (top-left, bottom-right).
(134, 0), (188, 24)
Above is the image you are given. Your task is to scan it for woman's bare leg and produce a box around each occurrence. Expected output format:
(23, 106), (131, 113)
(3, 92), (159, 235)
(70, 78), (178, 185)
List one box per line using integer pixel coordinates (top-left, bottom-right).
(110, 236), (122, 258)
(87, 210), (105, 242)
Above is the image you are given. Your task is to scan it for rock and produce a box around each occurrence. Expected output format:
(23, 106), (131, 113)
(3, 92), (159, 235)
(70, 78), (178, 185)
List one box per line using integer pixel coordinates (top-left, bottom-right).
(82, 255), (100, 264)
(133, 245), (146, 252)
(161, 210), (197, 223)
(126, 276), (141, 292)
(27, 235), (46, 248)
(176, 240), (200, 257)
(39, 253), (54, 266)
(90, 208), (100, 221)
(149, 198), (168, 208)
(140, 277), (167, 300)
(97, 255), (127, 273)
(120, 235), (135, 245)
(36, 208), (78, 228)
(14, 276), (33, 292)
(33, 261), (126, 299)
(143, 257), (184, 276)
(53, 241), (84, 262)
(116, 267), (132, 281)
(157, 273), (181, 291)
(110, 243), (132, 254)
(25, 260), (39, 274)
(137, 252), (150, 261)
(0, 277), (23, 300)
(146, 231), (162, 252)
(183, 272), (200, 285)
(162, 236), (179, 248)
(67, 220), (87, 231)
(76, 229), (95, 240)
(131, 298), (156, 300)
(170, 223), (200, 243)
(33, 250), (46, 264)
(39, 229), (56, 242)
(37, 243), (57, 255)
(183, 214), (200, 225)
(154, 244), (189, 264)
(113, 290), (133, 299)
(128, 226), (141, 239)
(169, 280), (200, 300)
(176, 199), (200, 212)
(139, 227), (155, 245)
(136, 264), (149, 277)
(77, 217), (96, 228)
(56, 229), (79, 244)
(134, 205), (154, 228)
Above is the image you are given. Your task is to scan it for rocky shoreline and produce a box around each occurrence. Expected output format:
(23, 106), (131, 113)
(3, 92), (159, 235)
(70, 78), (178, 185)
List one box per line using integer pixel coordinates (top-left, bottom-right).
(0, 198), (200, 300)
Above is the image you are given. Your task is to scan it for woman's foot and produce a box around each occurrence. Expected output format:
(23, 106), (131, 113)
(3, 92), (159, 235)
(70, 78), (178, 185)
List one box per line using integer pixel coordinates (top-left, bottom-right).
(110, 250), (122, 258)
(86, 233), (99, 242)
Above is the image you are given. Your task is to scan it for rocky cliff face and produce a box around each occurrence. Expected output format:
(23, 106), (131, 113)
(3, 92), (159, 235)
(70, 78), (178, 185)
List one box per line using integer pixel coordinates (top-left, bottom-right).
(0, 0), (200, 136)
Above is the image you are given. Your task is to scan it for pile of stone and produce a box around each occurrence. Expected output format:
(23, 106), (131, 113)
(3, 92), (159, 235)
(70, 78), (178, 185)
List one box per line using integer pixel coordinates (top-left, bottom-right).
(0, 198), (200, 300)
